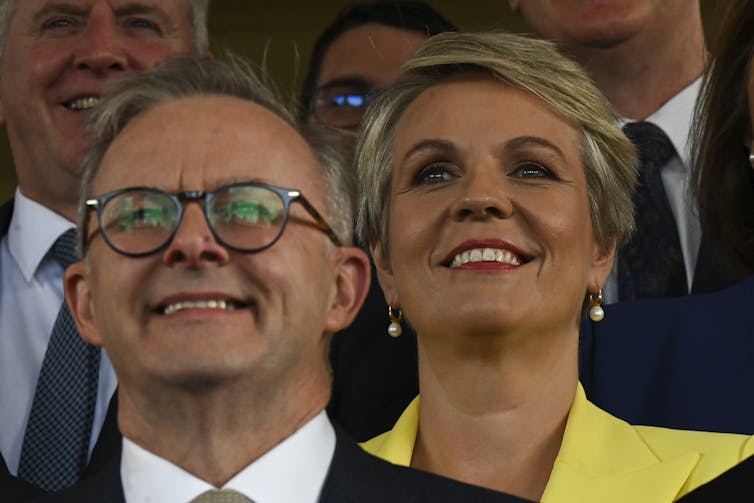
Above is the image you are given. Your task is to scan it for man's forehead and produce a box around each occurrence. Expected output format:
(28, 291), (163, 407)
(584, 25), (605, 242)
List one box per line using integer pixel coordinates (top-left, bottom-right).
(95, 95), (321, 193)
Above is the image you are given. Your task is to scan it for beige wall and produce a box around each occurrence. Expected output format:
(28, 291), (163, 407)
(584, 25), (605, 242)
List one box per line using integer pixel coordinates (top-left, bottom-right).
(0, 0), (722, 202)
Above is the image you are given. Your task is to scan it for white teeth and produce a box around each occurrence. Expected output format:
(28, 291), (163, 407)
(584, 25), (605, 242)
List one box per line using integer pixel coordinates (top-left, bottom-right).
(162, 299), (235, 315)
(66, 96), (100, 110)
(449, 247), (521, 268)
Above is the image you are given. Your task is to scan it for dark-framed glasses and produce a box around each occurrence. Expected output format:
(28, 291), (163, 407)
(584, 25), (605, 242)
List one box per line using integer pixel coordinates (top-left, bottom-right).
(312, 84), (381, 129)
(84, 182), (342, 257)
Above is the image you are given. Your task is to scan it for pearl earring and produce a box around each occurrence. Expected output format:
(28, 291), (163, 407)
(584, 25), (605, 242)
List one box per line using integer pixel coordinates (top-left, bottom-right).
(749, 152), (754, 168)
(387, 307), (403, 337)
(589, 290), (604, 322)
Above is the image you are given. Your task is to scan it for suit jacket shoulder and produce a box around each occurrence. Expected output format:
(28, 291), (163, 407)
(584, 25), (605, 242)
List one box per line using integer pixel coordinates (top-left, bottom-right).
(0, 198), (12, 237)
(580, 274), (754, 434)
(320, 427), (530, 502)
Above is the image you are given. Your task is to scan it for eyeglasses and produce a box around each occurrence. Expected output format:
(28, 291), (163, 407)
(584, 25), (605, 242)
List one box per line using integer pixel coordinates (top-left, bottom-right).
(312, 84), (380, 129)
(84, 182), (342, 257)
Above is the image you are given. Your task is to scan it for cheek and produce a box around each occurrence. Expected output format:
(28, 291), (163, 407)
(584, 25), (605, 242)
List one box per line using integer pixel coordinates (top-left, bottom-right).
(129, 41), (194, 69)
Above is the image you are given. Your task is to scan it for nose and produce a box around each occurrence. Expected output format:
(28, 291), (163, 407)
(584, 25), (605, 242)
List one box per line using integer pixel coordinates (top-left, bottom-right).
(450, 169), (513, 221)
(162, 204), (230, 267)
(73, 15), (128, 75)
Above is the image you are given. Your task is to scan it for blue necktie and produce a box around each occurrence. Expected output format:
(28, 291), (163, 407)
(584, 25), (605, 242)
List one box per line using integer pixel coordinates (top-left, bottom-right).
(618, 122), (688, 300)
(18, 229), (101, 491)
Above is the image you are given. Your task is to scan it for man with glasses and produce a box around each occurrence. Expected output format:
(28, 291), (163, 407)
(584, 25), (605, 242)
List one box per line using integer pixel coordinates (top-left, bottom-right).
(299, 1), (456, 442)
(301, 1), (455, 130)
(35, 56), (527, 502)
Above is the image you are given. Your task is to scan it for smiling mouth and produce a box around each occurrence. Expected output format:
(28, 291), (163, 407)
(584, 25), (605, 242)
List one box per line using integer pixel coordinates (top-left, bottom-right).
(449, 247), (523, 268)
(64, 96), (100, 111)
(157, 299), (249, 315)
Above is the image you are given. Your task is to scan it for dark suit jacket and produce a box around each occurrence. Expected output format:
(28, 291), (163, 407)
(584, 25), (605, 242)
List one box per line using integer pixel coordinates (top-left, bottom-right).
(580, 274), (754, 434)
(676, 454), (754, 502)
(30, 428), (531, 502)
(328, 261), (419, 441)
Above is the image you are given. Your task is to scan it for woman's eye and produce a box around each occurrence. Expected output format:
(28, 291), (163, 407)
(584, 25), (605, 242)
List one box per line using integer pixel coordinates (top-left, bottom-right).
(413, 163), (458, 185)
(513, 162), (558, 180)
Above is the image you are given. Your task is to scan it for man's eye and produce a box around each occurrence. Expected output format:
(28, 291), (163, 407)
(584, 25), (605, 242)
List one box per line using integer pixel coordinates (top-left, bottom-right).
(221, 201), (281, 226)
(117, 208), (169, 230)
(43, 17), (76, 30)
(125, 17), (162, 33)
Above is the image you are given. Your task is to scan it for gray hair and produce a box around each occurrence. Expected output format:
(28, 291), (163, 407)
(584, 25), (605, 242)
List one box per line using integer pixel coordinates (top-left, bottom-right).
(356, 31), (638, 258)
(78, 55), (354, 256)
(0, 0), (211, 56)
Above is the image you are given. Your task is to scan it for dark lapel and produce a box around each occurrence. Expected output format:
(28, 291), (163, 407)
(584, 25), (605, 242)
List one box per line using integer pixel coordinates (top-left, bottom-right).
(319, 426), (532, 502)
(83, 391), (121, 478)
(0, 198), (13, 237)
(1, 451), (47, 503)
(29, 446), (124, 503)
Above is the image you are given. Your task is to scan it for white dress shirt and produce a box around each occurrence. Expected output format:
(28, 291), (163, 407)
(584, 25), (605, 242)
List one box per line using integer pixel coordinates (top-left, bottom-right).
(122, 411), (336, 503)
(0, 189), (117, 473)
(604, 77), (702, 303)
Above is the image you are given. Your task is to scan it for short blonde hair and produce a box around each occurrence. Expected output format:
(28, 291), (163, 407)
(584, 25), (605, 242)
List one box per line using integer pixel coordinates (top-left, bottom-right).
(356, 31), (637, 257)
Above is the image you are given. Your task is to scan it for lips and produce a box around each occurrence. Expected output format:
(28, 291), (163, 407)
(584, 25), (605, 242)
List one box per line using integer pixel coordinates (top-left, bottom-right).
(444, 239), (531, 268)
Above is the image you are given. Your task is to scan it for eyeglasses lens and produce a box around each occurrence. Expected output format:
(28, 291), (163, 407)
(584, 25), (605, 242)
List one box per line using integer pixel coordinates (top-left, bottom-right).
(315, 86), (373, 128)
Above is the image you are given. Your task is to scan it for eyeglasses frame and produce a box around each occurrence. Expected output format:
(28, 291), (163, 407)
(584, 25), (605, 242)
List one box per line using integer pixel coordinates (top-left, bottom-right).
(83, 182), (342, 257)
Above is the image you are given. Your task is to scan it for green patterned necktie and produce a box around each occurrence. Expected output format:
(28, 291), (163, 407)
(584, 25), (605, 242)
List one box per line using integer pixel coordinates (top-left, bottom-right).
(189, 489), (254, 503)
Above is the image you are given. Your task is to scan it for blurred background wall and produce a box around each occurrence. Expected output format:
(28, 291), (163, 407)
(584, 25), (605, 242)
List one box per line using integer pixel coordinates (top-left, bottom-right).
(0, 0), (723, 201)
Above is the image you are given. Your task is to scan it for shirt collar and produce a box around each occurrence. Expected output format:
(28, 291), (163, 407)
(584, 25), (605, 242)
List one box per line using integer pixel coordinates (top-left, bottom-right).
(8, 189), (75, 282)
(122, 410), (336, 503)
(623, 76), (702, 168)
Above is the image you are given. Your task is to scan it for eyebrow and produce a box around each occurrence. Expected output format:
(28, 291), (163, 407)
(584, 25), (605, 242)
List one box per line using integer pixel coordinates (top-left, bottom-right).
(505, 136), (567, 161)
(32, 2), (171, 25)
(317, 77), (374, 91)
(400, 139), (455, 164)
(112, 2), (171, 22)
(32, 2), (88, 23)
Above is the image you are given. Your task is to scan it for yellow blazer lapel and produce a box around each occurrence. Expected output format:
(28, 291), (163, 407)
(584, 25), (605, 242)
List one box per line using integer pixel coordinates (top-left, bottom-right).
(541, 384), (699, 502)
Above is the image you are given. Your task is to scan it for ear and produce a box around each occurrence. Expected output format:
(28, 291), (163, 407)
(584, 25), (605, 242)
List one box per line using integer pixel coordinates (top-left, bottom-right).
(65, 261), (104, 347)
(588, 239), (617, 293)
(507, 0), (521, 11)
(370, 242), (400, 308)
(324, 246), (372, 333)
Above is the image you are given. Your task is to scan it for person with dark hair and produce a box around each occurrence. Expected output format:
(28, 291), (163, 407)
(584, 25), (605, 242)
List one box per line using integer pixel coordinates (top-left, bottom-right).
(300, 1), (456, 128)
(301, 1), (455, 441)
(580, 0), (754, 436)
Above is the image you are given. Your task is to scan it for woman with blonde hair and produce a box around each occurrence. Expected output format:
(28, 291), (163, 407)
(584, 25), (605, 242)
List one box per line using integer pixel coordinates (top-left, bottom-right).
(355, 31), (753, 502)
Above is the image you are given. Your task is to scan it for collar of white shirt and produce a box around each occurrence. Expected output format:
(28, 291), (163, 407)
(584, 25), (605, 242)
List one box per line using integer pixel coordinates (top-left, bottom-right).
(8, 188), (75, 282)
(641, 76), (702, 168)
(121, 410), (336, 503)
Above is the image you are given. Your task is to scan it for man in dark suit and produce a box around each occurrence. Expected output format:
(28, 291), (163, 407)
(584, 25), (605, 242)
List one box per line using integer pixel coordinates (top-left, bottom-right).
(0, 0), (211, 495)
(32, 56), (528, 502)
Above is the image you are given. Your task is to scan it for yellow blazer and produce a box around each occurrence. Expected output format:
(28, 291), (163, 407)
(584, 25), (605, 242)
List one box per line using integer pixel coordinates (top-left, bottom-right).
(362, 383), (754, 502)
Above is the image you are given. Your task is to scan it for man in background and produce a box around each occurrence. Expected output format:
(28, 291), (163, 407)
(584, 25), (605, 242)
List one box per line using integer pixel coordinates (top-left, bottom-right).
(508, 0), (728, 300)
(0, 0), (210, 495)
(300, 1), (456, 441)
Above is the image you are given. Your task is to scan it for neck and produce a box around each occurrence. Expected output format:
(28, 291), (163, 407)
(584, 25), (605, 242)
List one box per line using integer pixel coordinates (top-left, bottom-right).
(563, 11), (707, 120)
(118, 376), (330, 487)
(412, 325), (578, 501)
